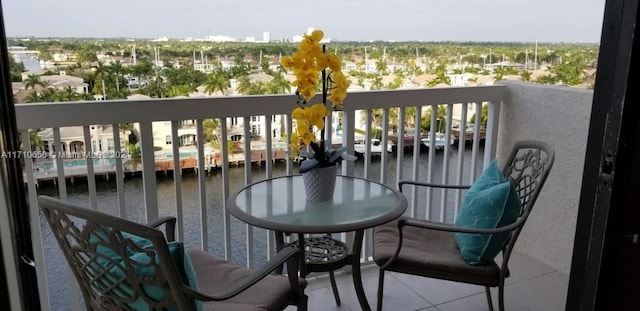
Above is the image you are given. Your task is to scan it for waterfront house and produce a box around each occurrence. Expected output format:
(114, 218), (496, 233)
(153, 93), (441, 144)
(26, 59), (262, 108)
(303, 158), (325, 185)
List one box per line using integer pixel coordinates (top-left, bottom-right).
(18, 71), (89, 95)
(37, 125), (124, 158)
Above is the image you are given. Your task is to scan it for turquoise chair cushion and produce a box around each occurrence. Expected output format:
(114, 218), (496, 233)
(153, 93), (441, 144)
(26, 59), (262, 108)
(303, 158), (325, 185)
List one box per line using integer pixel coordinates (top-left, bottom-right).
(91, 230), (192, 310)
(111, 242), (185, 310)
(454, 160), (521, 265)
(183, 252), (204, 311)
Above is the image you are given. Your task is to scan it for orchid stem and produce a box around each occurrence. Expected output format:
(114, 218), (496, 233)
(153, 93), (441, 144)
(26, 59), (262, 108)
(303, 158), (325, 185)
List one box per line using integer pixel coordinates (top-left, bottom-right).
(321, 44), (327, 148)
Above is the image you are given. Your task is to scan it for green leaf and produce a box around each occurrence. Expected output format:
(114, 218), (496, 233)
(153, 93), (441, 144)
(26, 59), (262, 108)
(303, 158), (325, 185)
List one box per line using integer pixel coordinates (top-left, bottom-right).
(329, 147), (347, 163)
(300, 159), (320, 174)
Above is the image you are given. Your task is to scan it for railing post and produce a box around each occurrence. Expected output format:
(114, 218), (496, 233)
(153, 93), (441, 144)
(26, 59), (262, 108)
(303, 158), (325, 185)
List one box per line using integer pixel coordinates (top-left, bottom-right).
(196, 120), (208, 250)
(138, 121), (158, 222)
(342, 108), (355, 176)
(483, 101), (501, 168)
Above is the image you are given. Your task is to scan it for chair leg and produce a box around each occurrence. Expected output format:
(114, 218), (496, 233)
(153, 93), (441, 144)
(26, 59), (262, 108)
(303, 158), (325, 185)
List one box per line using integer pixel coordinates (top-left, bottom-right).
(328, 270), (341, 306)
(297, 294), (308, 311)
(377, 269), (385, 311)
(485, 286), (494, 311)
(498, 281), (505, 311)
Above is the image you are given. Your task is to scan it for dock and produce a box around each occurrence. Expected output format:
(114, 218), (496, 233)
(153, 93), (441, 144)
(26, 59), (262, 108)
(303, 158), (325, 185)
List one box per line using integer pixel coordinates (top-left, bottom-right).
(28, 148), (290, 185)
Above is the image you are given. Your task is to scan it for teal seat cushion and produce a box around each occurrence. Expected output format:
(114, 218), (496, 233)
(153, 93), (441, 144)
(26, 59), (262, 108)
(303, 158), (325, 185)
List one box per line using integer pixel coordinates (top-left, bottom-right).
(454, 160), (521, 265)
(183, 251), (204, 311)
(90, 229), (192, 310)
(111, 241), (185, 310)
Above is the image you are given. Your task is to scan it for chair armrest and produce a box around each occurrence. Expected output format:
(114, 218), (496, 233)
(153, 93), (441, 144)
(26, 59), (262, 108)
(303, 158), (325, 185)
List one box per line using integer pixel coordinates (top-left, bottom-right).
(398, 180), (471, 192)
(400, 217), (521, 234)
(183, 246), (304, 301)
(146, 216), (176, 242)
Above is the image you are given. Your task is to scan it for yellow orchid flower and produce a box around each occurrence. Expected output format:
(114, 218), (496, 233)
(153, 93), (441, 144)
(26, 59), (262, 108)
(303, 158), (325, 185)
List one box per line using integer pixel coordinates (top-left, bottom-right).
(280, 56), (294, 69)
(292, 107), (305, 120)
(296, 119), (310, 134)
(310, 103), (329, 118)
(300, 131), (316, 145)
(327, 54), (342, 72)
(316, 55), (329, 70)
(310, 30), (324, 42)
(300, 88), (315, 101)
(311, 117), (325, 129)
(289, 142), (300, 159)
(299, 38), (314, 52)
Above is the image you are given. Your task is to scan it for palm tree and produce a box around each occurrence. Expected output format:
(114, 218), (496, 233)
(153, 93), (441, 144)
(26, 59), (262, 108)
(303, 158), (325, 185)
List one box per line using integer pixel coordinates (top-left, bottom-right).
(203, 118), (220, 148)
(24, 74), (43, 89)
(265, 72), (292, 138)
(520, 70), (532, 82)
(19, 129), (44, 151)
(418, 105), (447, 132)
(108, 60), (125, 94)
(119, 123), (138, 145)
(435, 105), (448, 132)
(470, 104), (489, 127)
(359, 108), (385, 134)
(370, 76), (384, 90)
(203, 71), (230, 95)
(28, 129), (43, 150)
(92, 61), (108, 100)
(39, 88), (61, 102)
(427, 63), (451, 87)
(235, 76), (253, 94)
(61, 85), (79, 101)
(167, 85), (190, 97)
(25, 91), (41, 103)
(144, 76), (167, 98)
(266, 72), (291, 94)
(375, 59), (388, 75)
(131, 60), (154, 89)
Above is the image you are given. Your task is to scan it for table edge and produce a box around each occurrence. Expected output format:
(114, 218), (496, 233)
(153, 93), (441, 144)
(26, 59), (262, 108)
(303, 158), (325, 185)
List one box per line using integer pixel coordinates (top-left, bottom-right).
(227, 175), (408, 233)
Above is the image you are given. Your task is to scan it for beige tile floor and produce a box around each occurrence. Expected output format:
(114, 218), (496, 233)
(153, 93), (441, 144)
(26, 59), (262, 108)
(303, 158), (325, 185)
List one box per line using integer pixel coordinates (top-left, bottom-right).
(285, 251), (568, 311)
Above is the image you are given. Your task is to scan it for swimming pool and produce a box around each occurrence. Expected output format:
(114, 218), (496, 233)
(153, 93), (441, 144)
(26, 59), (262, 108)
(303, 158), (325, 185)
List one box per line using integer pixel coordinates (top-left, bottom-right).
(41, 158), (118, 170)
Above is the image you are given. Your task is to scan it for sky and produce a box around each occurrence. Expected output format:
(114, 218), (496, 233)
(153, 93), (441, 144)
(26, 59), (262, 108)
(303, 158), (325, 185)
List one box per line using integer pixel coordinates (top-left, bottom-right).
(2, 0), (605, 42)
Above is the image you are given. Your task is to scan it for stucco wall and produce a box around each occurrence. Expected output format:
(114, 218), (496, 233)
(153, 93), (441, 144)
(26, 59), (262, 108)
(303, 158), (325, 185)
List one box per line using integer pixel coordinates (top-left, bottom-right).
(496, 81), (593, 273)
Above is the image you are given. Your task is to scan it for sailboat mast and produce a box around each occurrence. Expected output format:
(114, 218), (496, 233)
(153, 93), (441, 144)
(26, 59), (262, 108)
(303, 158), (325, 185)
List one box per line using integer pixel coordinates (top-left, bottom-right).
(132, 44), (137, 65)
(534, 39), (538, 70)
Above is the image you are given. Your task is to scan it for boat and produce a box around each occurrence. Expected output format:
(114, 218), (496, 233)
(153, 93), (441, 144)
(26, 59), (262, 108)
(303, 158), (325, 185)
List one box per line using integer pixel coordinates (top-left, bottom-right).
(387, 129), (429, 152)
(421, 132), (455, 149)
(354, 138), (384, 156)
(452, 125), (486, 143)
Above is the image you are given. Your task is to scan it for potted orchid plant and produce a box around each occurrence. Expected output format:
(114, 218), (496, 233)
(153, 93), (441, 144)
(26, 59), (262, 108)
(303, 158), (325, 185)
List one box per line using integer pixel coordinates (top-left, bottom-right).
(281, 29), (355, 200)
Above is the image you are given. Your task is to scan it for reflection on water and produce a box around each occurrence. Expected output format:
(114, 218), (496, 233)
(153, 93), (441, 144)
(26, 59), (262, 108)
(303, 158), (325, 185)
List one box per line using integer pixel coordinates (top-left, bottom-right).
(37, 145), (484, 309)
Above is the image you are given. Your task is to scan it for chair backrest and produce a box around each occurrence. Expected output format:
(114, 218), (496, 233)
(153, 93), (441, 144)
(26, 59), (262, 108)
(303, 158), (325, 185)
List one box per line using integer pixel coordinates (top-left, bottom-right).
(38, 195), (193, 311)
(500, 141), (555, 258)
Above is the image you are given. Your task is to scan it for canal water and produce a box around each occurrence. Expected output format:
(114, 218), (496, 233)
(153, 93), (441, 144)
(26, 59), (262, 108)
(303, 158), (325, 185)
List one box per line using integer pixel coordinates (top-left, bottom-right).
(13, 53), (43, 72)
(37, 146), (485, 309)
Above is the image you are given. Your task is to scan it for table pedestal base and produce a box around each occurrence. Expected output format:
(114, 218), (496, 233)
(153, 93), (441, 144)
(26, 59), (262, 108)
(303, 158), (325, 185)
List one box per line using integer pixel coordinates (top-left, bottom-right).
(277, 230), (372, 311)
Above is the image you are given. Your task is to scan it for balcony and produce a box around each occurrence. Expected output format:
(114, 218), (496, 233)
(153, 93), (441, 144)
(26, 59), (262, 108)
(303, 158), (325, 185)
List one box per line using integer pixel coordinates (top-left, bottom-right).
(289, 251), (567, 311)
(15, 81), (592, 310)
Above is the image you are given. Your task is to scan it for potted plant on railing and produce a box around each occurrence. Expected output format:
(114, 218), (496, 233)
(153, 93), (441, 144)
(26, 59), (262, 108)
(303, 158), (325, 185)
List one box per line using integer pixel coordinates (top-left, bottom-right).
(281, 29), (355, 202)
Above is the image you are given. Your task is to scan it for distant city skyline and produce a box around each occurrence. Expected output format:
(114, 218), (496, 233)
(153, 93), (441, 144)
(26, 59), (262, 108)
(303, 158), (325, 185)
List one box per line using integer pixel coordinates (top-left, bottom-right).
(2, 0), (605, 42)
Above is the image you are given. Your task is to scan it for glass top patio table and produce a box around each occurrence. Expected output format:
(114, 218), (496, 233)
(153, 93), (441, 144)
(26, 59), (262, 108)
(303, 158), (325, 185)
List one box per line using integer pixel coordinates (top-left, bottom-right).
(228, 175), (407, 311)
(228, 175), (407, 233)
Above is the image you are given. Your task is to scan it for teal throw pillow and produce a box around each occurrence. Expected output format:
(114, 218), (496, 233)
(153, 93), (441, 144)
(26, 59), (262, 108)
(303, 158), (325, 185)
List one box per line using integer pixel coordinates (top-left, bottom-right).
(454, 160), (521, 265)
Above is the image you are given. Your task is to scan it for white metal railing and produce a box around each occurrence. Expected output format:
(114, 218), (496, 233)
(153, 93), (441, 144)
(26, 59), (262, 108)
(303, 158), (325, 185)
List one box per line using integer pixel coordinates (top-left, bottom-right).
(15, 85), (506, 310)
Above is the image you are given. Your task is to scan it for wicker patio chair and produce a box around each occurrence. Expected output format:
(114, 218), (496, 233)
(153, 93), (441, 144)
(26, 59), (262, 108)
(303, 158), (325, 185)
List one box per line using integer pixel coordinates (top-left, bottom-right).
(38, 195), (307, 310)
(373, 140), (554, 311)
